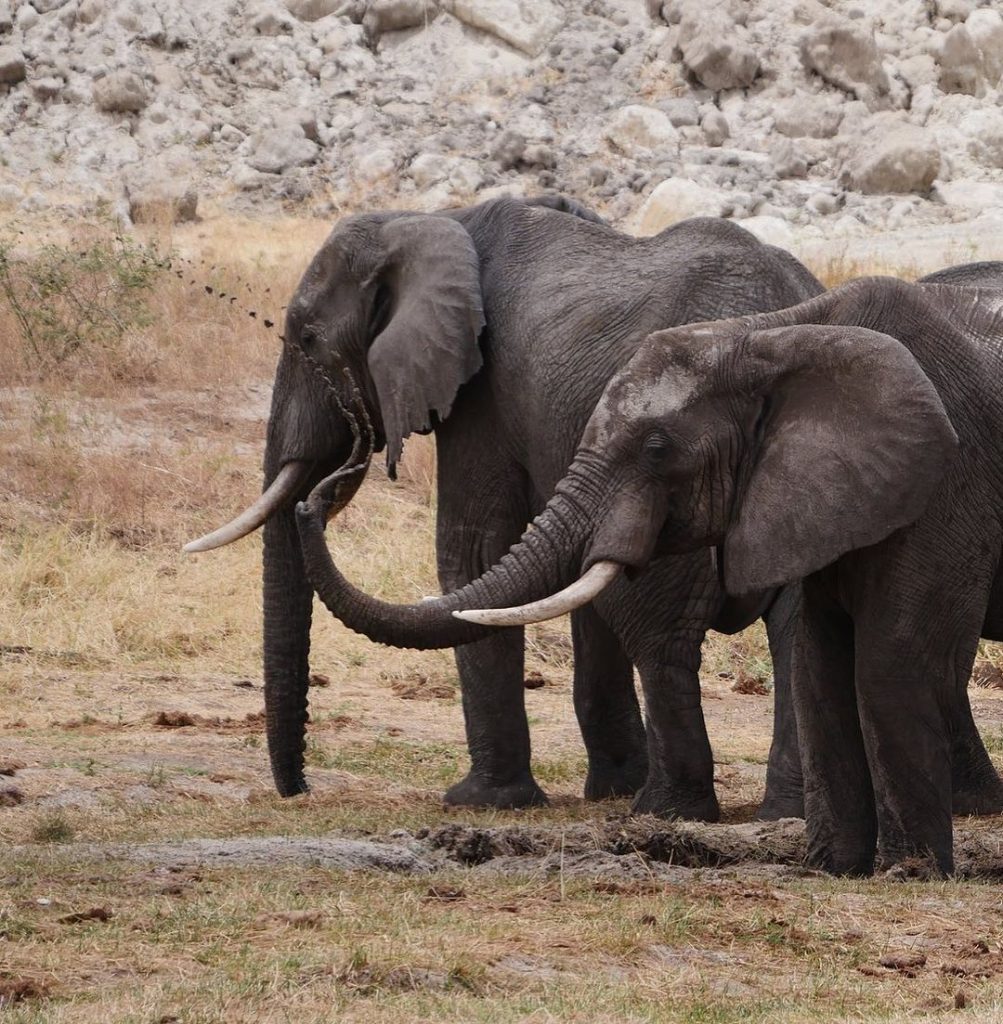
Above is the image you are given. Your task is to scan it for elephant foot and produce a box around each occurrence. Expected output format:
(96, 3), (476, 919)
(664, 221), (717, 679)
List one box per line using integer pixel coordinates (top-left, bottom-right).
(444, 772), (547, 810)
(756, 779), (805, 820)
(953, 779), (1003, 817)
(756, 794), (805, 821)
(584, 756), (648, 801)
(631, 782), (720, 823)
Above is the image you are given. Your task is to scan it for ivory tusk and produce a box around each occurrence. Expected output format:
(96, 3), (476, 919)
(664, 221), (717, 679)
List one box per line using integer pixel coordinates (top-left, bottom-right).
(452, 561), (622, 627)
(183, 460), (313, 553)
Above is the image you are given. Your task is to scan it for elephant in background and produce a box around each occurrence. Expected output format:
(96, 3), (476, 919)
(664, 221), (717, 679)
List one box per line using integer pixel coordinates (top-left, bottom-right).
(299, 275), (1003, 874)
(919, 260), (1003, 288)
(189, 193), (825, 820)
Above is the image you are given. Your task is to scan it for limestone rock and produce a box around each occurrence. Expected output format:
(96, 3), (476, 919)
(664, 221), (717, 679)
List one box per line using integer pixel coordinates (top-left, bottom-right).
(439, 0), (564, 58)
(771, 138), (807, 179)
(772, 94), (843, 139)
(605, 104), (678, 155)
(736, 215), (794, 249)
(937, 24), (983, 96)
(700, 109), (729, 146)
(285, 0), (353, 19)
(966, 8), (1003, 86)
(0, 2), (11, 33)
(799, 13), (891, 110)
(634, 178), (726, 234)
(363, 0), (437, 37)
(0, 44), (24, 84)
(245, 126), (320, 173)
(678, 6), (759, 91)
(841, 124), (940, 194)
(93, 71), (149, 112)
(126, 177), (199, 224)
(960, 108), (1003, 169)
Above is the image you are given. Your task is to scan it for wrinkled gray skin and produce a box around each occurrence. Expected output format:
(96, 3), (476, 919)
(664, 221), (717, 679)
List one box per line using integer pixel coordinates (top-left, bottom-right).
(919, 260), (1003, 288)
(264, 194), (823, 819)
(302, 276), (1003, 875)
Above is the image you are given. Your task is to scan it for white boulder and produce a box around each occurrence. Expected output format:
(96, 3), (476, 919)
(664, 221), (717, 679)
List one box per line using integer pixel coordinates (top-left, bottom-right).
(438, 0), (564, 58)
(677, 6), (759, 91)
(245, 126), (320, 173)
(605, 105), (678, 155)
(799, 13), (891, 110)
(634, 178), (726, 235)
(92, 71), (150, 112)
(840, 124), (940, 194)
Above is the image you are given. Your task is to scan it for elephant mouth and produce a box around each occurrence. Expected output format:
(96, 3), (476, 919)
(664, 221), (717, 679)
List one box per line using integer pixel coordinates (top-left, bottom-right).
(452, 559), (623, 626)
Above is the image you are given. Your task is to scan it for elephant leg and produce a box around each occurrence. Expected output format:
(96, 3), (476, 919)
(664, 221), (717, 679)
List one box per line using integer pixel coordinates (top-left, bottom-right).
(630, 654), (719, 821)
(950, 685), (1003, 816)
(794, 575), (876, 875)
(435, 425), (545, 810)
(758, 584), (805, 820)
(570, 604), (647, 800)
(596, 557), (720, 821)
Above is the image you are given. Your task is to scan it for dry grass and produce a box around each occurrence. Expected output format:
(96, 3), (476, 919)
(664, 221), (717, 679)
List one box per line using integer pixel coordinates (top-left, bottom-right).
(3, 212), (1003, 1022)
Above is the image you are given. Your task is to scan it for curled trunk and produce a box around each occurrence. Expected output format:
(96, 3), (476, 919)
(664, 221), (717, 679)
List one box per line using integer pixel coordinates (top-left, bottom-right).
(296, 469), (605, 650)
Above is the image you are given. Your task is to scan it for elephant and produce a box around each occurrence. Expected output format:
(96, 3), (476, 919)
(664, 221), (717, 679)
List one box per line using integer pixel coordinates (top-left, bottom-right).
(187, 192), (826, 820)
(297, 274), (1003, 875)
(919, 260), (1003, 288)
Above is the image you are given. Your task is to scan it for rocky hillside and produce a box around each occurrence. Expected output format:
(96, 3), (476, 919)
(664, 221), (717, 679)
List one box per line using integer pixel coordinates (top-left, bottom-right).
(2, 0), (1003, 252)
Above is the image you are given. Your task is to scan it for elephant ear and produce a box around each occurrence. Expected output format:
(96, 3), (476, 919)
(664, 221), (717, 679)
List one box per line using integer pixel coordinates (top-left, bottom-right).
(367, 216), (485, 472)
(722, 324), (958, 594)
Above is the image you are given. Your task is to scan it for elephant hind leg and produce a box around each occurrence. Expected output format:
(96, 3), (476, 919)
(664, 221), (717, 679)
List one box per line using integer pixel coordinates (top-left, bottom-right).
(571, 603), (647, 800)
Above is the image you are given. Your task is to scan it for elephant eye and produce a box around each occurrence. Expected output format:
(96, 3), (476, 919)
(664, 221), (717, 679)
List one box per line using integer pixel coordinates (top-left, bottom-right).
(641, 432), (674, 469)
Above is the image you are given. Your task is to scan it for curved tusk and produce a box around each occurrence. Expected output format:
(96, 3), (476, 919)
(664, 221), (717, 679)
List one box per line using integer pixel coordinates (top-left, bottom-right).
(452, 561), (622, 627)
(183, 460), (313, 553)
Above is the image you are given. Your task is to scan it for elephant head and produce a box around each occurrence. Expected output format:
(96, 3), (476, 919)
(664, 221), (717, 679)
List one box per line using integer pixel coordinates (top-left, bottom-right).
(186, 211), (485, 796)
(295, 292), (957, 646)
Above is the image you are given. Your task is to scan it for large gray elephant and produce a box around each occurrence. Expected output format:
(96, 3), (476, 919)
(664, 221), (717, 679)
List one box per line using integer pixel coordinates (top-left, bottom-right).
(298, 275), (1003, 874)
(189, 194), (824, 820)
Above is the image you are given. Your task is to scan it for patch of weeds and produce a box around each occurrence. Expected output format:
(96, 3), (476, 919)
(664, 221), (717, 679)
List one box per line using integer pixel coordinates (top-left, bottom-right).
(0, 232), (170, 373)
(30, 810), (74, 843)
(146, 764), (168, 788)
(980, 729), (1003, 755)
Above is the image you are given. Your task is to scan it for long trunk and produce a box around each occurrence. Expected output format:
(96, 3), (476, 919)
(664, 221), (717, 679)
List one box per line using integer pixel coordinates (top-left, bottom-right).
(262, 504), (315, 796)
(262, 457), (368, 797)
(297, 470), (602, 650)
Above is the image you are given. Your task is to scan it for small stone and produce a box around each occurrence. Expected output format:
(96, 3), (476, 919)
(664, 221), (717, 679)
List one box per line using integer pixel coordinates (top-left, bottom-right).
(586, 163), (608, 186)
(967, 9), (1003, 84)
(605, 104), (678, 154)
(93, 71), (149, 113)
(522, 143), (555, 169)
(285, 0), (349, 19)
(0, 44), (25, 84)
(772, 93), (843, 139)
(700, 109), (729, 146)
(363, 0), (437, 38)
(661, 96), (700, 127)
(490, 129), (526, 170)
(771, 137), (807, 179)
(355, 146), (397, 181)
(806, 191), (839, 215)
(409, 151), (451, 187)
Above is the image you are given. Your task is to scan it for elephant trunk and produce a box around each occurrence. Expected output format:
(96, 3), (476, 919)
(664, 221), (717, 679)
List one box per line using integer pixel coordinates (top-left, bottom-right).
(262, 457), (368, 796)
(296, 460), (612, 650)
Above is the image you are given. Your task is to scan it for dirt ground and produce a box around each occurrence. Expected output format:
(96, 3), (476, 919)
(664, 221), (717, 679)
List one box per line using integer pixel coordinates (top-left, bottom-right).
(6, 219), (1003, 1022)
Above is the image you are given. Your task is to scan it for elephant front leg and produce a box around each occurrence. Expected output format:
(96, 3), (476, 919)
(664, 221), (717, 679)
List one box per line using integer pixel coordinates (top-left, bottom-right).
(571, 604), (647, 800)
(758, 584), (805, 820)
(444, 630), (547, 809)
(631, 657), (719, 822)
(794, 575), (877, 875)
